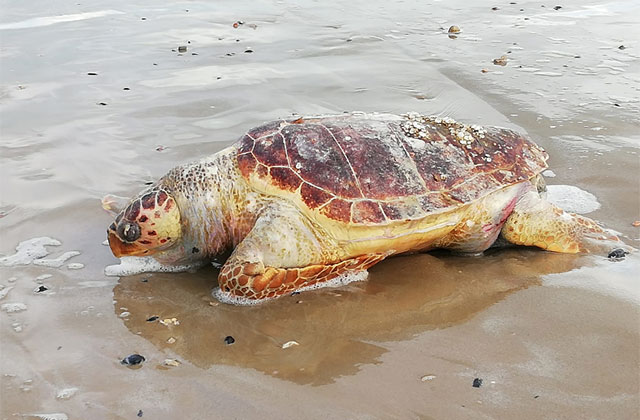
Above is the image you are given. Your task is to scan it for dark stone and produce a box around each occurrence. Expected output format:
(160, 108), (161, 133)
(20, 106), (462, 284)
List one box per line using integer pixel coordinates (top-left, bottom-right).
(146, 316), (159, 322)
(178, 46), (187, 53)
(244, 49), (253, 53)
(35, 285), (48, 293)
(97, 102), (108, 106)
(554, 5), (562, 10)
(618, 45), (626, 50)
(87, 72), (98, 76)
(608, 248), (629, 259)
(123, 87), (130, 90)
(192, 247), (200, 254)
(121, 354), (146, 366)
(224, 336), (235, 345)
(137, 409), (143, 417)
(472, 378), (483, 388)
(141, 278), (149, 282)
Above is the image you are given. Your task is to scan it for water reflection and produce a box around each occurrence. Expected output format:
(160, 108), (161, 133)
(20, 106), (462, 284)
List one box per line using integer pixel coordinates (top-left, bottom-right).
(114, 248), (578, 385)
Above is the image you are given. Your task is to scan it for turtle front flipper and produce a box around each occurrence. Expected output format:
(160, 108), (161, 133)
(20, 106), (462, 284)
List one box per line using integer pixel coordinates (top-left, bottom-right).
(219, 254), (385, 300)
(216, 202), (386, 301)
(501, 190), (624, 254)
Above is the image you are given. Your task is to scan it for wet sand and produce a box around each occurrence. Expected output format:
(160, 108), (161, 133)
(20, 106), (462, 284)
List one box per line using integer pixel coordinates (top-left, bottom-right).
(1, 1), (639, 419)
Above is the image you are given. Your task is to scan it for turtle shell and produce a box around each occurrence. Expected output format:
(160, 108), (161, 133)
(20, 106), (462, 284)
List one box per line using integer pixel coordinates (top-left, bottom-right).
(236, 113), (548, 225)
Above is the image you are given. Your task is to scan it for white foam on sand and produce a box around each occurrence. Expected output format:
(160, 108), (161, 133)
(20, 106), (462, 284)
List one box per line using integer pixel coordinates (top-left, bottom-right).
(1, 302), (27, 313)
(546, 185), (601, 214)
(32, 251), (80, 268)
(212, 270), (369, 306)
(104, 256), (203, 277)
(0, 237), (61, 266)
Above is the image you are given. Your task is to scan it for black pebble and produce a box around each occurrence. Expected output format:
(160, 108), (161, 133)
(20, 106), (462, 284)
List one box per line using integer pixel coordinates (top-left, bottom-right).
(35, 285), (48, 293)
(97, 102), (108, 106)
(87, 72), (98, 76)
(146, 316), (159, 322)
(291, 291), (300, 296)
(224, 336), (235, 345)
(123, 87), (130, 90)
(608, 248), (629, 259)
(192, 247), (200, 254)
(618, 45), (626, 50)
(137, 409), (144, 417)
(554, 5), (562, 10)
(178, 46), (187, 53)
(244, 49), (253, 53)
(121, 354), (145, 366)
(141, 278), (149, 282)
(472, 378), (483, 388)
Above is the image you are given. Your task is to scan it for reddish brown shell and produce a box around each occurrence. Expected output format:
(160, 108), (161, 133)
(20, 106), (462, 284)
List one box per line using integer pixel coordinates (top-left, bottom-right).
(236, 113), (548, 224)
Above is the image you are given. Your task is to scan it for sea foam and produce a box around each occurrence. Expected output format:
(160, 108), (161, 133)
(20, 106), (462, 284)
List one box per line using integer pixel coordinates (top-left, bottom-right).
(104, 256), (203, 277)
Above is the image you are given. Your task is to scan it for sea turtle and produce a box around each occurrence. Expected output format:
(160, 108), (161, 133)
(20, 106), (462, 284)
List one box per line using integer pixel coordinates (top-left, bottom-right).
(107, 112), (621, 301)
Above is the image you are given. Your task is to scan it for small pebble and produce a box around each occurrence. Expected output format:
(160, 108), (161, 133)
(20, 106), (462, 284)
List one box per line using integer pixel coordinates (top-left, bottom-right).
(224, 336), (235, 345)
(632, 221), (640, 227)
(421, 375), (437, 381)
(607, 248), (629, 260)
(34, 285), (48, 293)
(177, 46), (187, 53)
(146, 316), (159, 322)
(119, 311), (131, 318)
(244, 48), (253, 53)
(167, 337), (176, 344)
(473, 378), (483, 388)
(123, 87), (130, 91)
(554, 5), (562, 10)
(56, 387), (79, 400)
(138, 409), (144, 417)
(618, 45), (625, 50)
(448, 25), (460, 34)
(493, 55), (508, 66)
(282, 341), (299, 349)
(87, 72), (98, 76)
(163, 358), (181, 367)
(121, 354), (145, 366)
(97, 102), (108, 106)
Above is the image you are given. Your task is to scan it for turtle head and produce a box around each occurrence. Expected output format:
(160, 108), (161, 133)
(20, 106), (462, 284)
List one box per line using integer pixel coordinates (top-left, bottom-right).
(107, 188), (182, 258)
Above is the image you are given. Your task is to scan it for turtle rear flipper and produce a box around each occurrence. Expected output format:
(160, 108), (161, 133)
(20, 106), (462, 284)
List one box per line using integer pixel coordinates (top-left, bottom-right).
(501, 190), (626, 254)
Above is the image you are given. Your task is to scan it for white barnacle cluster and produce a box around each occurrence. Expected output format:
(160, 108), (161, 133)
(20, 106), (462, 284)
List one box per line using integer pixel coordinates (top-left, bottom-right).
(401, 113), (487, 150)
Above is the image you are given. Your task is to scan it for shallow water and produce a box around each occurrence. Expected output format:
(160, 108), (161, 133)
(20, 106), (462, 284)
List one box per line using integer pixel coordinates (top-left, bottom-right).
(1, 1), (639, 419)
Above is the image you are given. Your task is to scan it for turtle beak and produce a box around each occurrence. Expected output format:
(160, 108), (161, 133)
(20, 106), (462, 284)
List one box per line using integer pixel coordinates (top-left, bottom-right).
(108, 230), (148, 258)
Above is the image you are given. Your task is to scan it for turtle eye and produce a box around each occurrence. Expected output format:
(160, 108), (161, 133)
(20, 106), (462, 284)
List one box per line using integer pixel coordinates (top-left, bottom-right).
(118, 221), (141, 242)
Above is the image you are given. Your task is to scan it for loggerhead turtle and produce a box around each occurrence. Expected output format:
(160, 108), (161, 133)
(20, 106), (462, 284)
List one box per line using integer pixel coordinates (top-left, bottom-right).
(107, 112), (622, 301)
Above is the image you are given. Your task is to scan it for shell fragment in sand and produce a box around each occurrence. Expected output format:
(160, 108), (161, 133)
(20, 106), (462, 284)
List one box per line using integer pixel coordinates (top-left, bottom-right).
(160, 318), (180, 326)
(281, 341), (299, 349)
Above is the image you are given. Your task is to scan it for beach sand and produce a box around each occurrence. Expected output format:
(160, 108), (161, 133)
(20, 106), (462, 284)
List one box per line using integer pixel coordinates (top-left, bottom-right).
(1, 1), (638, 418)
